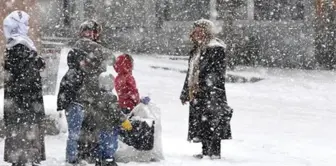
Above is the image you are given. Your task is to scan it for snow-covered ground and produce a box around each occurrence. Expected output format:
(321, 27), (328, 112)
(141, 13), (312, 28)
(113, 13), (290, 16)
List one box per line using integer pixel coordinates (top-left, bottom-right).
(1, 49), (336, 166)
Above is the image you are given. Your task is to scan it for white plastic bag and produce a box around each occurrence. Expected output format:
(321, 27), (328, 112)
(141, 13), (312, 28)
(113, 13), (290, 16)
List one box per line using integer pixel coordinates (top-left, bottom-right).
(115, 103), (164, 162)
(56, 111), (68, 134)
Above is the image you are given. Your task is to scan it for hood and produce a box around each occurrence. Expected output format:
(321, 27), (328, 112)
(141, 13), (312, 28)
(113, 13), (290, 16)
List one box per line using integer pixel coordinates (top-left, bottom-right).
(3, 10), (36, 51)
(113, 54), (133, 75)
(193, 19), (216, 36)
(99, 72), (114, 91)
(207, 38), (227, 49)
(3, 10), (30, 40)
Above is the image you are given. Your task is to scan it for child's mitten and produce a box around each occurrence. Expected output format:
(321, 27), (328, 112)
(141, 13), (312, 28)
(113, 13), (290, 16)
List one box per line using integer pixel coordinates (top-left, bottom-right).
(121, 119), (133, 131)
(140, 96), (151, 105)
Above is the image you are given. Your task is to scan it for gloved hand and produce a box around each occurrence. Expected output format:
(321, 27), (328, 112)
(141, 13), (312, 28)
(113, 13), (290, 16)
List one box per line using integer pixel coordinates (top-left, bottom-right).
(121, 119), (132, 131)
(36, 56), (46, 71)
(140, 96), (151, 105)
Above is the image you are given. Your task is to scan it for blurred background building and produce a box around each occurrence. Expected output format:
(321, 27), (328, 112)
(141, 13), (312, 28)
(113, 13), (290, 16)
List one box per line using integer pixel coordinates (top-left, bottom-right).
(1, 0), (336, 69)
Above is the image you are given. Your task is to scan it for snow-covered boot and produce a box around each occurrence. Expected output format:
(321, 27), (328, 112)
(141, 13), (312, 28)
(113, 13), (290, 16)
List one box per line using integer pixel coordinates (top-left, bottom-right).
(79, 160), (89, 166)
(105, 159), (118, 166)
(210, 155), (221, 160)
(32, 162), (41, 166)
(192, 154), (204, 159)
(95, 159), (118, 166)
(66, 159), (83, 166)
(192, 137), (201, 143)
(12, 163), (25, 166)
(95, 160), (101, 166)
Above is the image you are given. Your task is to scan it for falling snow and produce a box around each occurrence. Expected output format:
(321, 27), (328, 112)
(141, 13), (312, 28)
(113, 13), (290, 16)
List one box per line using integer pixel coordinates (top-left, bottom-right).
(0, 1), (335, 166)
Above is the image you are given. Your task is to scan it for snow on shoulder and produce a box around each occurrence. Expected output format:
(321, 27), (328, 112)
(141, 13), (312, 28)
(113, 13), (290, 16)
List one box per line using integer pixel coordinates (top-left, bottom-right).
(207, 38), (227, 49)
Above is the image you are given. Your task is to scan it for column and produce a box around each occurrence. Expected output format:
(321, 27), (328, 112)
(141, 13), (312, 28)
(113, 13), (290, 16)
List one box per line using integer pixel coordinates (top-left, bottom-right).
(247, 0), (254, 20)
(210, 0), (217, 21)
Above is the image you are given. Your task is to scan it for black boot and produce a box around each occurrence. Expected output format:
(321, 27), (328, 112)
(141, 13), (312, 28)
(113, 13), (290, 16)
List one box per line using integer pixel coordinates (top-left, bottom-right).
(193, 141), (210, 159)
(96, 159), (118, 166)
(104, 159), (118, 166)
(67, 159), (80, 166)
(192, 154), (204, 159)
(31, 159), (42, 166)
(209, 139), (221, 160)
(210, 155), (221, 160)
(105, 160), (118, 166)
(12, 163), (25, 166)
(32, 162), (41, 166)
(95, 160), (102, 166)
(202, 140), (211, 157)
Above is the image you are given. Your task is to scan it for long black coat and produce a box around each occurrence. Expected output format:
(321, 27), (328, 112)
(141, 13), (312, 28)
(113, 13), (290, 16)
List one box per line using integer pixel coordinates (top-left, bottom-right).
(3, 44), (46, 164)
(180, 41), (233, 142)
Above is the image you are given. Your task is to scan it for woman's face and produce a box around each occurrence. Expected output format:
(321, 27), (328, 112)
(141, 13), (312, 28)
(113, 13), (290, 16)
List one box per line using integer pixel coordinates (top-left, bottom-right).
(190, 27), (206, 44)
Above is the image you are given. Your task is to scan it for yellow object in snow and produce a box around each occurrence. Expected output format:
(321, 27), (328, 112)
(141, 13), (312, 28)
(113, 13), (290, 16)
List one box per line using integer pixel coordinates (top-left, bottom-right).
(121, 119), (132, 131)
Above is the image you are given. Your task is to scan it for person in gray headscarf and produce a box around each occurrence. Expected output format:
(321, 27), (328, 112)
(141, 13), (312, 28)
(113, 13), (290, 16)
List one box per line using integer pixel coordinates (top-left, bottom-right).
(3, 10), (46, 166)
(180, 19), (233, 159)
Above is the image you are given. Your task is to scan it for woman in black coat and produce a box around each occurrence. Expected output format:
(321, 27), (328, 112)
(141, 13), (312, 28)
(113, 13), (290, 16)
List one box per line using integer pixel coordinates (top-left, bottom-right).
(3, 11), (46, 166)
(180, 19), (233, 160)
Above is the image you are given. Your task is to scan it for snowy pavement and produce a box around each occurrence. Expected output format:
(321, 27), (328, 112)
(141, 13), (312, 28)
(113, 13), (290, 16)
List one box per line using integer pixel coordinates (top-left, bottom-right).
(1, 50), (336, 166)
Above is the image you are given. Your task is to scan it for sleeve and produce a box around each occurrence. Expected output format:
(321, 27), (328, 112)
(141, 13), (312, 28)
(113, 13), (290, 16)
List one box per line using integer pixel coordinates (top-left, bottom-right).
(4, 48), (20, 73)
(34, 53), (46, 70)
(4, 44), (31, 74)
(107, 94), (126, 123)
(67, 49), (86, 69)
(127, 75), (140, 105)
(29, 50), (45, 71)
(180, 56), (191, 102)
(85, 46), (105, 72)
(206, 47), (227, 98)
(67, 49), (77, 69)
(56, 69), (83, 111)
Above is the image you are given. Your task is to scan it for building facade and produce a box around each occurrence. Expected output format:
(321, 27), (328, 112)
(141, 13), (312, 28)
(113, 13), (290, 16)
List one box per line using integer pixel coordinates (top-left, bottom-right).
(3, 0), (336, 69)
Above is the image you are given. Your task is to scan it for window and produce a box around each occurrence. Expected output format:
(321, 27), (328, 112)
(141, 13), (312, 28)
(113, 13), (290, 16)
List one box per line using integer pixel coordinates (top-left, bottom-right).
(254, 0), (304, 21)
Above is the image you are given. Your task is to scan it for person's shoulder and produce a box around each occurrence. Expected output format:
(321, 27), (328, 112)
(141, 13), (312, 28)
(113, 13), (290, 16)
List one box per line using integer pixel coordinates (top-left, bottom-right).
(7, 44), (36, 57)
(68, 47), (88, 57)
(206, 39), (225, 54)
(74, 38), (103, 51)
(207, 38), (226, 49)
(10, 43), (30, 50)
